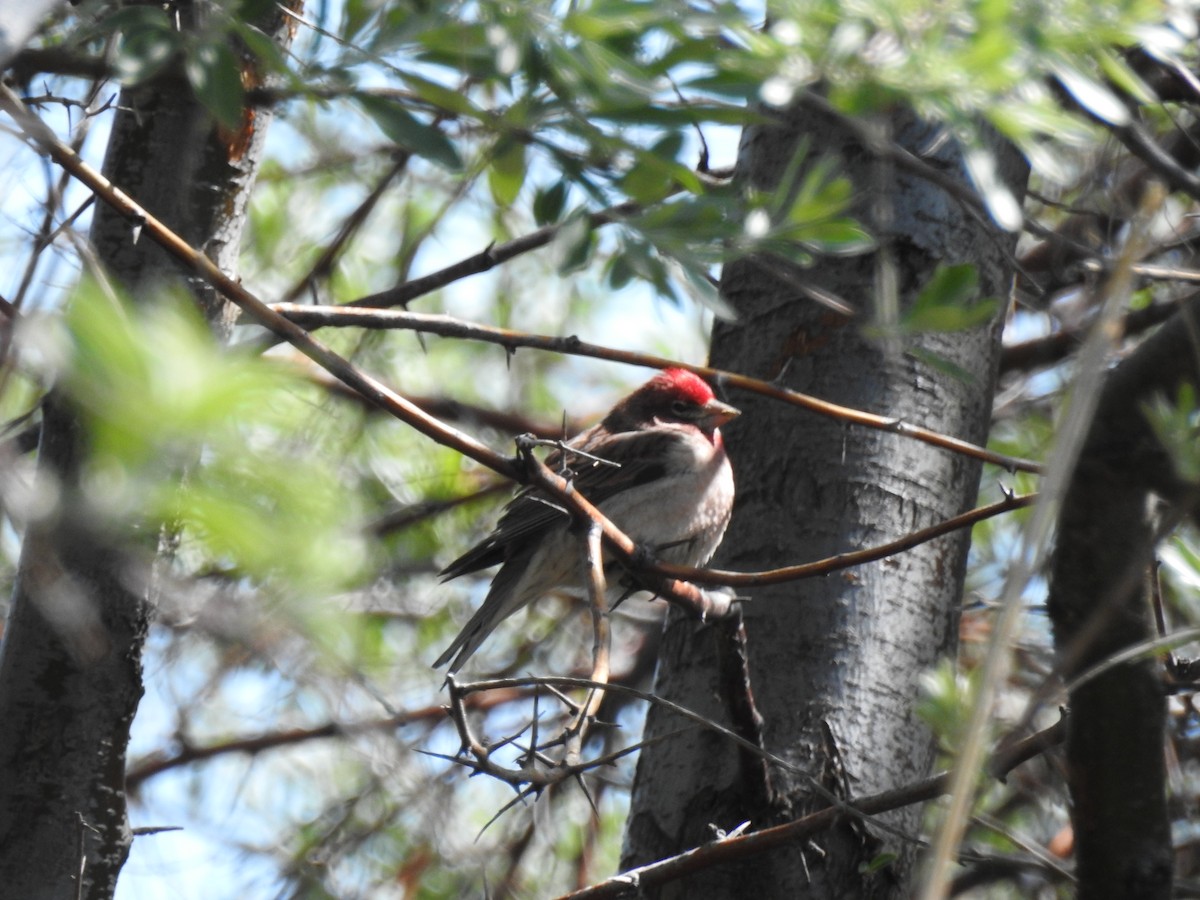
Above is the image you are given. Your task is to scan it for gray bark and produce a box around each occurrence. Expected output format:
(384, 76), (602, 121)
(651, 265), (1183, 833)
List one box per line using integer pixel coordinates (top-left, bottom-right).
(622, 103), (1027, 897)
(0, 8), (280, 898)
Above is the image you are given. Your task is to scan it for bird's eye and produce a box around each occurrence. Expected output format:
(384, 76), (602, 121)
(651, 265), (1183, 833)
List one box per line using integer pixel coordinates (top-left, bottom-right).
(670, 399), (692, 417)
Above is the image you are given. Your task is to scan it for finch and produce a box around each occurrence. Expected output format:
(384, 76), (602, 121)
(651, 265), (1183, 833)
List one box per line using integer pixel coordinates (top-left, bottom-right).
(435, 368), (738, 673)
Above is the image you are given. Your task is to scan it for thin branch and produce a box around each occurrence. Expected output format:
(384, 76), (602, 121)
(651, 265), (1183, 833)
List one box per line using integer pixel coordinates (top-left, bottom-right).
(368, 482), (509, 537)
(278, 150), (412, 304)
(270, 304), (1044, 475)
(345, 201), (644, 310)
(0, 84), (522, 483)
(1000, 296), (1187, 374)
(664, 490), (1036, 588)
(565, 521), (612, 765)
(1099, 112), (1200, 203)
(125, 688), (529, 789)
(556, 716), (1067, 900)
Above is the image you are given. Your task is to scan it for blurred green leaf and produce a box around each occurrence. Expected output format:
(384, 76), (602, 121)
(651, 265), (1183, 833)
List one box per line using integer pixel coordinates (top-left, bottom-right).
(1144, 385), (1200, 485)
(899, 265), (998, 334)
(401, 71), (483, 118)
(184, 38), (245, 130)
(551, 211), (596, 273)
(619, 132), (685, 203)
(104, 5), (180, 83)
(487, 137), (526, 207)
(533, 181), (568, 226)
(63, 281), (367, 596)
(358, 95), (463, 171)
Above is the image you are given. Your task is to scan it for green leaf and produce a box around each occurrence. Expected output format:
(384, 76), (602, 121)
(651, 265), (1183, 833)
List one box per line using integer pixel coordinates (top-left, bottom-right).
(342, 0), (377, 43)
(917, 264), (979, 309)
(1143, 385), (1200, 485)
(401, 71), (483, 118)
(674, 260), (737, 321)
(184, 39), (245, 130)
(415, 22), (502, 79)
(533, 181), (568, 226)
(858, 853), (898, 875)
(358, 94), (463, 171)
(619, 132), (685, 203)
(898, 265), (997, 334)
(229, 20), (298, 85)
(488, 137), (526, 207)
(908, 347), (981, 385)
(798, 220), (875, 254)
(607, 251), (634, 290)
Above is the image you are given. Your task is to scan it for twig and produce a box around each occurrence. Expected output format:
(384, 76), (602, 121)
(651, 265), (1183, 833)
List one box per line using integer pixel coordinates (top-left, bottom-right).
(278, 151), (412, 304)
(0, 84), (522, 483)
(556, 716), (1067, 899)
(656, 491), (1037, 589)
(125, 687), (529, 789)
(565, 521), (612, 765)
(347, 201), (644, 310)
(270, 303), (1044, 474)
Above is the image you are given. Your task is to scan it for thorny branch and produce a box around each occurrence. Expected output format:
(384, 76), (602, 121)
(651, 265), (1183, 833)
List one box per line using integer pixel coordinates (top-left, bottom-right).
(0, 84), (522, 482)
(270, 304), (1044, 475)
(437, 672), (1069, 897)
(125, 687), (529, 790)
(565, 521), (612, 766)
(558, 717), (1069, 900)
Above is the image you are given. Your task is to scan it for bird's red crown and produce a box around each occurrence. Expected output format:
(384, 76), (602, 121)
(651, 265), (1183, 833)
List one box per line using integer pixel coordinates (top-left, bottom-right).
(651, 368), (715, 404)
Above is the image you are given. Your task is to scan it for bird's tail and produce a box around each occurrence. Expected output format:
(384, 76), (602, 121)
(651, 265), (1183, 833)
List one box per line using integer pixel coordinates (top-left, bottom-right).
(434, 562), (530, 672)
(432, 605), (495, 673)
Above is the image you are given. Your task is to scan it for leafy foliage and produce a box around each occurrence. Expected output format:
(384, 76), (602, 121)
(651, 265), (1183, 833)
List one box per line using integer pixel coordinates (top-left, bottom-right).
(63, 280), (368, 597)
(4, 0), (1200, 896)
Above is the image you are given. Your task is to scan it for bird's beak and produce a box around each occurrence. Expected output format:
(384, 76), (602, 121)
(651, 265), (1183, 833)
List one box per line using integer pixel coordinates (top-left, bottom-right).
(701, 398), (740, 429)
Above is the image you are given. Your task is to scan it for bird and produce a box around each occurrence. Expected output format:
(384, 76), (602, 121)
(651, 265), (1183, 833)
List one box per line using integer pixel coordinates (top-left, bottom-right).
(434, 368), (739, 673)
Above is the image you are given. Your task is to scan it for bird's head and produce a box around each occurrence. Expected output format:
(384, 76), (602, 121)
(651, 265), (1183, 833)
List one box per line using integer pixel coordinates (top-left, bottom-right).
(608, 368), (740, 440)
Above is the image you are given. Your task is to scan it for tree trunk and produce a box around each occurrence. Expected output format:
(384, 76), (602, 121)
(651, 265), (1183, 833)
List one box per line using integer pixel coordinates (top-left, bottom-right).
(0, 9), (284, 897)
(622, 103), (1027, 896)
(1046, 293), (1197, 898)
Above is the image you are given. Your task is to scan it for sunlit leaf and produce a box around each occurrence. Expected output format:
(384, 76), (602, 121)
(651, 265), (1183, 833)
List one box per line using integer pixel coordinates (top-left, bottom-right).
(487, 137), (526, 207)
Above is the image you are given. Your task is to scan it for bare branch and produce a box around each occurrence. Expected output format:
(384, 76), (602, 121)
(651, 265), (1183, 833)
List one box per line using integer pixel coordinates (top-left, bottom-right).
(279, 151), (412, 304)
(270, 303), (1044, 474)
(659, 491), (1037, 589)
(0, 84), (523, 482)
(557, 716), (1067, 900)
(125, 688), (529, 790)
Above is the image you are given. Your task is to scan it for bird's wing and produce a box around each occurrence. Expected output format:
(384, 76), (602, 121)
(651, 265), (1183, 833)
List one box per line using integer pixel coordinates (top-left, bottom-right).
(438, 424), (678, 580)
